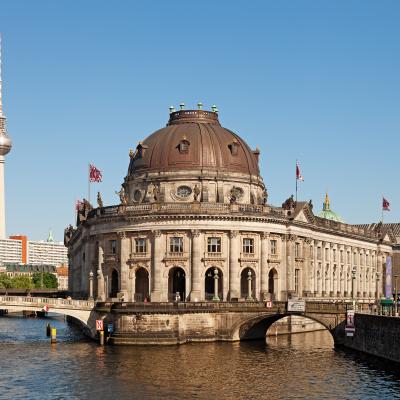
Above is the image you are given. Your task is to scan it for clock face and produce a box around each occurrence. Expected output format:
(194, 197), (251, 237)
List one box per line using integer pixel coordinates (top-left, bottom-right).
(177, 185), (192, 198)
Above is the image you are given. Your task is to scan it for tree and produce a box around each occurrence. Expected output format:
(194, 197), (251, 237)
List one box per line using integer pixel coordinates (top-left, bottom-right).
(0, 273), (12, 288)
(10, 275), (33, 289)
(32, 272), (58, 289)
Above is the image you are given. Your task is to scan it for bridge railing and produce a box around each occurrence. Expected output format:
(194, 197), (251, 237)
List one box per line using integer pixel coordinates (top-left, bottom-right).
(0, 296), (94, 309)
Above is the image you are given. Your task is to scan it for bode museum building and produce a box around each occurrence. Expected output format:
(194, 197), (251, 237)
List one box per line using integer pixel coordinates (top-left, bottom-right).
(66, 107), (394, 303)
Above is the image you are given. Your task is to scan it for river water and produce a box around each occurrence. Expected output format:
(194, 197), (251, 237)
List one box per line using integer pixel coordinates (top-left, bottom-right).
(0, 315), (399, 400)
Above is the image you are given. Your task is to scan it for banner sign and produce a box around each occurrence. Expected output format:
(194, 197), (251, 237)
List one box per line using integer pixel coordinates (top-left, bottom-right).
(287, 299), (305, 312)
(345, 310), (355, 337)
(385, 256), (392, 299)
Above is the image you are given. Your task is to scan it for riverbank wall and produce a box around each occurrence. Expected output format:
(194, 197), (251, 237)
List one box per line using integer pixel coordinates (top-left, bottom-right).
(341, 314), (400, 363)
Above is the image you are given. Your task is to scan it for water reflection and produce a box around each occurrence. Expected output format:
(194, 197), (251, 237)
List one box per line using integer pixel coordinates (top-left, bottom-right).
(0, 317), (400, 399)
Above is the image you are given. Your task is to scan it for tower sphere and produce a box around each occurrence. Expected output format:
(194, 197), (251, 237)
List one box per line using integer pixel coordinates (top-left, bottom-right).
(0, 132), (12, 156)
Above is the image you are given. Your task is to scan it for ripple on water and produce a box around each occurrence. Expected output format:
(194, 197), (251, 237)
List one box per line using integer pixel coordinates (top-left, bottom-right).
(0, 317), (400, 399)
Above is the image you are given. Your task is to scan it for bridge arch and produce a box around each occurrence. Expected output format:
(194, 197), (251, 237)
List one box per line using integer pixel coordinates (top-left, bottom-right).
(230, 312), (343, 343)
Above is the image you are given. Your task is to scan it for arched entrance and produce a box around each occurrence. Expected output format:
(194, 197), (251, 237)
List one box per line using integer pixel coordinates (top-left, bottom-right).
(168, 267), (186, 301)
(135, 268), (149, 302)
(240, 267), (256, 300)
(110, 269), (119, 298)
(204, 267), (223, 301)
(268, 268), (278, 300)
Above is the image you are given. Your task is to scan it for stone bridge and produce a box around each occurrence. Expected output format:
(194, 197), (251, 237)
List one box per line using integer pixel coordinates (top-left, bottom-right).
(0, 297), (364, 345)
(0, 296), (100, 338)
(95, 301), (357, 345)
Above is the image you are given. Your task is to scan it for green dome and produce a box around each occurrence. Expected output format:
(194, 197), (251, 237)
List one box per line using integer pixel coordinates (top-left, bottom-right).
(318, 193), (345, 223)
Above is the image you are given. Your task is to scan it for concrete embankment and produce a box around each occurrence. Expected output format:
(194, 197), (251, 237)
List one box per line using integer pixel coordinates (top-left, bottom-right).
(341, 314), (400, 363)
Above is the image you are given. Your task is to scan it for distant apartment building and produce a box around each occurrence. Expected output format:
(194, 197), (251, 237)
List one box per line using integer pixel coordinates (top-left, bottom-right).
(0, 231), (68, 267)
(0, 238), (22, 264)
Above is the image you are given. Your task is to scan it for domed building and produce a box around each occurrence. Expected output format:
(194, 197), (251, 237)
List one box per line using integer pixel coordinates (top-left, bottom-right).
(66, 106), (393, 303)
(318, 193), (344, 223)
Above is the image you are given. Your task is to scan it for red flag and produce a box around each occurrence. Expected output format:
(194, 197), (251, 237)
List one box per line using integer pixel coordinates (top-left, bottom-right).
(89, 164), (102, 183)
(383, 197), (390, 211)
(296, 161), (304, 181)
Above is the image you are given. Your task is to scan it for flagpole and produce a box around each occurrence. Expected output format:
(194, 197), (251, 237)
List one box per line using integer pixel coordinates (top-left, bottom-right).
(88, 163), (91, 204)
(295, 160), (298, 202)
(381, 196), (384, 224)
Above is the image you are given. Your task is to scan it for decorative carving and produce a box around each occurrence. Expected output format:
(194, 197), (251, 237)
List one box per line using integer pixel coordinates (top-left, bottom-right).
(116, 186), (128, 206)
(229, 230), (238, 239)
(64, 224), (75, 246)
(282, 195), (296, 210)
(229, 186), (243, 203)
(193, 184), (200, 202)
(261, 232), (269, 240)
(308, 199), (313, 210)
(97, 192), (103, 208)
(117, 231), (127, 240)
(262, 189), (268, 206)
(191, 229), (201, 238)
(152, 230), (162, 238)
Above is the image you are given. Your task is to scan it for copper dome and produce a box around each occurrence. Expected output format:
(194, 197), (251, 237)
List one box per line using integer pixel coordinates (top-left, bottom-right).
(128, 110), (260, 177)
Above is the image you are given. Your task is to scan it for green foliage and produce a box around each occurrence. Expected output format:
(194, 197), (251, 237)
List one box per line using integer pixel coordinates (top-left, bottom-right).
(0, 273), (12, 288)
(10, 275), (33, 289)
(32, 272), (58, 289)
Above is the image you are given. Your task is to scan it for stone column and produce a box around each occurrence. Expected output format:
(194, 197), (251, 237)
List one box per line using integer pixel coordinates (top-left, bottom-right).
(96, 242), (105, 301)
(303, 239), (312, 297)
(190, 230), (201, 301)
(260, 232), (269, 300)
(119, 232), (130, 301)
(130, 267), (136, 302)
(151, 230), (163, 302)
(229, 230), (240, 300)
(286, 235), (295, 299)
(88, 271), (94, 300)
(377, 251), (383, 299)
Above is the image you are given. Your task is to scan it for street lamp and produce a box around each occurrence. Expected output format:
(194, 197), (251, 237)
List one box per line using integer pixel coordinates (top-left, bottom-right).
(351, 266), (357, 309)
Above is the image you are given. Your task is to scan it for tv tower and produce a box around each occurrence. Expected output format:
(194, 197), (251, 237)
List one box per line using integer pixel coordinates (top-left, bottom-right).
(0, 35), (12, 239)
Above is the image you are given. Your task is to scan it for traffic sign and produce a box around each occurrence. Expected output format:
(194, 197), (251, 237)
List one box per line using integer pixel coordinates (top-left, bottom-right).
(96, 319), (104, 331)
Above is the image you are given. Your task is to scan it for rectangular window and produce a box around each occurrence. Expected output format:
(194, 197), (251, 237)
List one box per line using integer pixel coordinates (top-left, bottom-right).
(170, 237), (183, 253)
(340, 250), (344, 264)
(317, 247), (322, 260)
(270, 240), (277, 255)
(243, 238), (254, 254)
(110, 240), (116, 254)
(135, 238), (147, 253)
(295, 269), (300, 294)
(325, 248), (329, 261)
(207, 237), (221, 253)
(333, 249), (337, 262)
(295, 243), (300, 258)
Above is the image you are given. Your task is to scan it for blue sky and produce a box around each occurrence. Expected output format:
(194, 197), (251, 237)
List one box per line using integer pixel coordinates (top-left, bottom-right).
(1, 1), (399, 240)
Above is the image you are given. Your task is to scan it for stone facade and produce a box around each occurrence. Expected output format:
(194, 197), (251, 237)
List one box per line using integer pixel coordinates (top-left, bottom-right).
(66, 108), (394, 303)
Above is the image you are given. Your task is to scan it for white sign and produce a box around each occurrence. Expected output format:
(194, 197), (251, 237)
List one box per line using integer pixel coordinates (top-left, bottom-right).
(96, 320), (104, 331)
(266, 301), (272, 308)
(287, 299), (306, 312)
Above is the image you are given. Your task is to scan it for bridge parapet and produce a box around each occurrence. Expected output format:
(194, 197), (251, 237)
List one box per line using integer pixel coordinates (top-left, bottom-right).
(0, 296), (94, 310)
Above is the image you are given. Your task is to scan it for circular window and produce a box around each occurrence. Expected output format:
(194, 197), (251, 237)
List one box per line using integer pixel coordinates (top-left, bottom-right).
(177, 185), (192, 198)
(134, 190), (142, 202)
